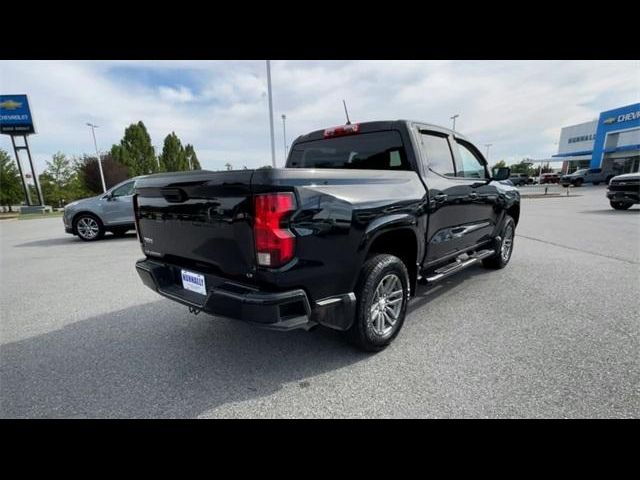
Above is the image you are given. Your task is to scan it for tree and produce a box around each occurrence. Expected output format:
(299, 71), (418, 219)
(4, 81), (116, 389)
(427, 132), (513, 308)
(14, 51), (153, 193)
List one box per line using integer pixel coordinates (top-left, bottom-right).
(159, 132), (188, 172)
(38, 152), (78, 208)
(110, 121), (157, 176)
(184, 144), (201, 170)
(225, 162), (233, 171)
(77, 153), (130, 194)
(492, 160), (507, 170)
(510, 161), (534, 176)
(0, 149), (24, 211)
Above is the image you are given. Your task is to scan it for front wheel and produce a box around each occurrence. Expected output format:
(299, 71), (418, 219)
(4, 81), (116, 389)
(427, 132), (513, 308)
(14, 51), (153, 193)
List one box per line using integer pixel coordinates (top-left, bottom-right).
(575, 179), (584, 187)
(74, 214), (104, 241)
(347, 254), (410, 352)
(483, 215), (515, 269)
(610, 201), (632, 210)
(593, 182), (600, 186)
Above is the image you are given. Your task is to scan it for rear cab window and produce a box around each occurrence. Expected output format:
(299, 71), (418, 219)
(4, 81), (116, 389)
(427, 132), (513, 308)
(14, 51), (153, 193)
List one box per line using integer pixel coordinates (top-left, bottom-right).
(287, 131), (410, 170)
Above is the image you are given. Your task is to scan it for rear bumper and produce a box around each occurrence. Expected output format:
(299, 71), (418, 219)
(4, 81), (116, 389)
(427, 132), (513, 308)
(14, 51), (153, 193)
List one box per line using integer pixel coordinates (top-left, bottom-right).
(135, 258), (315, 331)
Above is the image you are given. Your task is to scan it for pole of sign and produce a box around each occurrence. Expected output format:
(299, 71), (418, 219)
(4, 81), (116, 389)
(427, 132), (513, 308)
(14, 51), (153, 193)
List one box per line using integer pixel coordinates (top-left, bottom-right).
(266, 60), (276, 168)
(23, 136), (44, 205)
(10, 135), (31, 206)
(485, 143), (492, 162)
(87, 123), (107, 193)
(281, 114), (287, 163)
(450, 114), (459, 131)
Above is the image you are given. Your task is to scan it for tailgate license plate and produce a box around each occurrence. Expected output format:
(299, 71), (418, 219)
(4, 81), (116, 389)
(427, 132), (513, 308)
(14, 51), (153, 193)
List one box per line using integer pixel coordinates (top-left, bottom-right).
(181, 269), (207, 295)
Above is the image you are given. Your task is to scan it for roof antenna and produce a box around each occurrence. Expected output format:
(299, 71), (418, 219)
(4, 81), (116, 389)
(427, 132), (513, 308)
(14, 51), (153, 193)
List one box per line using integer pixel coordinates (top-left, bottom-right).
(342, 99), (351, 125)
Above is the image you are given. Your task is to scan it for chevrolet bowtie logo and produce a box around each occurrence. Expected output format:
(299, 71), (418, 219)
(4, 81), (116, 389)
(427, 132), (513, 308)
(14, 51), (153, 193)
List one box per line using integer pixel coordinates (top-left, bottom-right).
(0, 100), (23, 110)
(603, 117), (616, 125)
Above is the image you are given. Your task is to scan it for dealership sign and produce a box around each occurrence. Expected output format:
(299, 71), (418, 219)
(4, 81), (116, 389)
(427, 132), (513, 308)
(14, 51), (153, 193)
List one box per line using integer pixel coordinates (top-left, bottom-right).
(602, 110), (640, 125)
(0, 94), (35, 135)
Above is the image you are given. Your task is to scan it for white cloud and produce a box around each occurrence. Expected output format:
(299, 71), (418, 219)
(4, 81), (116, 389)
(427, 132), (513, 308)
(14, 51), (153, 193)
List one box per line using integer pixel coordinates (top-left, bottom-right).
(0, 60), (638, 175)
(158, 85), (196, 103)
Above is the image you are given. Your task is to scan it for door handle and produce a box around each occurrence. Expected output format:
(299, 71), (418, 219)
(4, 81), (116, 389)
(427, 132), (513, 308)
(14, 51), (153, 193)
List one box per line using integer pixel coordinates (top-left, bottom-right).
(434, 193), (448, 202)
(469, 192), (479, 200)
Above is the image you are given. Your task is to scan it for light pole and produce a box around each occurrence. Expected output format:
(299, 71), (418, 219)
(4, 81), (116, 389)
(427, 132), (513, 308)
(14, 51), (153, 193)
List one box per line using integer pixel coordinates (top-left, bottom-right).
(450, 114), (459, 131)
(86, 123), (107, 193)
(281, 114), (287, 163)
(484, 143), (492, 161)
(266, 60), (276, 168)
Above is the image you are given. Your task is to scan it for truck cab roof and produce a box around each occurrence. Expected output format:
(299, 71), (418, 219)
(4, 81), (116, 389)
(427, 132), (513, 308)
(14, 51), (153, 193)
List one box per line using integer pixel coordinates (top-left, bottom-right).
(293, 120), (471, 144)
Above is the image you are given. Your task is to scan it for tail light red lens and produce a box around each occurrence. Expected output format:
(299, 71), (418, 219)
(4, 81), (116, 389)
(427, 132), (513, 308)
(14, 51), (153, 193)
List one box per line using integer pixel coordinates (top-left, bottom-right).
(254, 192), (296, 267)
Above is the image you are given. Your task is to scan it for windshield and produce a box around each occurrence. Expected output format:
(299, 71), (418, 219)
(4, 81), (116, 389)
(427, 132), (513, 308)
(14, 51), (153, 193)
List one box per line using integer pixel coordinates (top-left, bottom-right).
(573, 169), (588, 175)
(287, 131), (410, 170)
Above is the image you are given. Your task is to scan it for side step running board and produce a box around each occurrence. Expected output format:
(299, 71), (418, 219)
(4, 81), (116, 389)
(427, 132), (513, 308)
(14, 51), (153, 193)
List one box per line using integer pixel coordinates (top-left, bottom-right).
(422, 249), (495, 284)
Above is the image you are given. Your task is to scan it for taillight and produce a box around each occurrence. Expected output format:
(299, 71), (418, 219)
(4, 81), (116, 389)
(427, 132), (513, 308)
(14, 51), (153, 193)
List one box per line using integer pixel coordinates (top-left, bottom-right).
(254, 192), (296, 267)
(132, 194), (142, 243)
(323, 123), (360, 138)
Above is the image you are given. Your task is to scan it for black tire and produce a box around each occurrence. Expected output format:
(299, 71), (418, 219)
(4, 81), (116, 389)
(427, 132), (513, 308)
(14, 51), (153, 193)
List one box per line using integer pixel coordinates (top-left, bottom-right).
(483, 215), (515, 269)
(606, 176), (614, 184)
(610, 201), (632, 210)
(73, 214), (104, 241)
(561, 184), (570, 188)
(347, 254), (410, 352)
(574, 179), (583, 187)
(593, 182), (600, 186)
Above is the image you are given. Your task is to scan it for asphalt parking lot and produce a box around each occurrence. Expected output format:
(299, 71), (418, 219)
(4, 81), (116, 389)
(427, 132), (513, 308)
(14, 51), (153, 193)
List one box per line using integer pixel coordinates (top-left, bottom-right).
(1, 185), (638, 418)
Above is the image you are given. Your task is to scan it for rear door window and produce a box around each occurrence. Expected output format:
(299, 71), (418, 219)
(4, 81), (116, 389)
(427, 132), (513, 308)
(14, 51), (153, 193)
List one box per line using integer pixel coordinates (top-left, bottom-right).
(419, 132), (456, 176)
(288, 131), (409, 170)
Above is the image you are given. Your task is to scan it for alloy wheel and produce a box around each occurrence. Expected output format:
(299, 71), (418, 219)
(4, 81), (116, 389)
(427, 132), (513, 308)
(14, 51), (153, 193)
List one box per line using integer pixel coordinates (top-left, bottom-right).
(368, 273), (404, 336)
(501, 223), (514, 261)
(77, 217), (99, 240)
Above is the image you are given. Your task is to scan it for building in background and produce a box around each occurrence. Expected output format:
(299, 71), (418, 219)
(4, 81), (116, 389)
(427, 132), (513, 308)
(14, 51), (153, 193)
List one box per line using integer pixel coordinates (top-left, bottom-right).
(553, 103), (639, 174)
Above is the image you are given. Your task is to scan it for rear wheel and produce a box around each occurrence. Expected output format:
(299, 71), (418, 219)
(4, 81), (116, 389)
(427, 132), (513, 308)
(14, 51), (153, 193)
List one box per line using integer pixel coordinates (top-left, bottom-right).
(610, 201), (632, 210)
(347, 254), (409, 352)
(575, 179), (584, 187)
(483, 215), (515, 269)
(74, 214), (104, 241)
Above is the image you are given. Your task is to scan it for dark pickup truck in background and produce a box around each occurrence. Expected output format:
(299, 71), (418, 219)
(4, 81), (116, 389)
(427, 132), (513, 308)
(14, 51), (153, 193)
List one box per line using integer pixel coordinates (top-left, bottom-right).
(134, 120), (520, 351)
(606, 172), (640, 210)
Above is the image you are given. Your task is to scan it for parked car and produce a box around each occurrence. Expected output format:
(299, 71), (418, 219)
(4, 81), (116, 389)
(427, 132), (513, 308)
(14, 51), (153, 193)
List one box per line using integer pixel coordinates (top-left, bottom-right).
(133, 120), (520, 351)
(508, 173), (530, 186)
(560, 168), (616, 187)
(63, 178), (139, 241)
(540, 173), (561, 184)
(606, 172), (640, 210)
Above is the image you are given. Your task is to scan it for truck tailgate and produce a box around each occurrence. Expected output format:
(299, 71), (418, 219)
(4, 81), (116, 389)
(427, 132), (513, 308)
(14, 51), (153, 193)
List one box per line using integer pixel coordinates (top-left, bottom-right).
(134, 170), (256, 280)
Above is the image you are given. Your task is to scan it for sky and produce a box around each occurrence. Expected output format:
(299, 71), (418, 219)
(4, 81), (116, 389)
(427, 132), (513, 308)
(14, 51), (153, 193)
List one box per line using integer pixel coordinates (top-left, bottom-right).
(1, 60), (638, 174)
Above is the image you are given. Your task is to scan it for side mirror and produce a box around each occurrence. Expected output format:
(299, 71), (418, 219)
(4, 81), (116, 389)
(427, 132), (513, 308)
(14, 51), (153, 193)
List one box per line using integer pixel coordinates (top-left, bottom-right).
(492, 167), (510, 181)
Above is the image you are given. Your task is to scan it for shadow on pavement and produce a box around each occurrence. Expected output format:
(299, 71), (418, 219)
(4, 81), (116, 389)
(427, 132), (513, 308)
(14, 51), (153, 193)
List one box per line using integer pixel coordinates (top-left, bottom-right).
(15, 233), (138, 248)
(409, 264), (487, 315)
(0, 301), (368, 418)
(578, 209), (639, 215)
(1, 260), (493, 418)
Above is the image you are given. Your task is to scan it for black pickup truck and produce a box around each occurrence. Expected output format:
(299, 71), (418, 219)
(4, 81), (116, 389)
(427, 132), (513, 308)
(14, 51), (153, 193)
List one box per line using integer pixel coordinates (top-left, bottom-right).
(134, 120), (520, 351)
